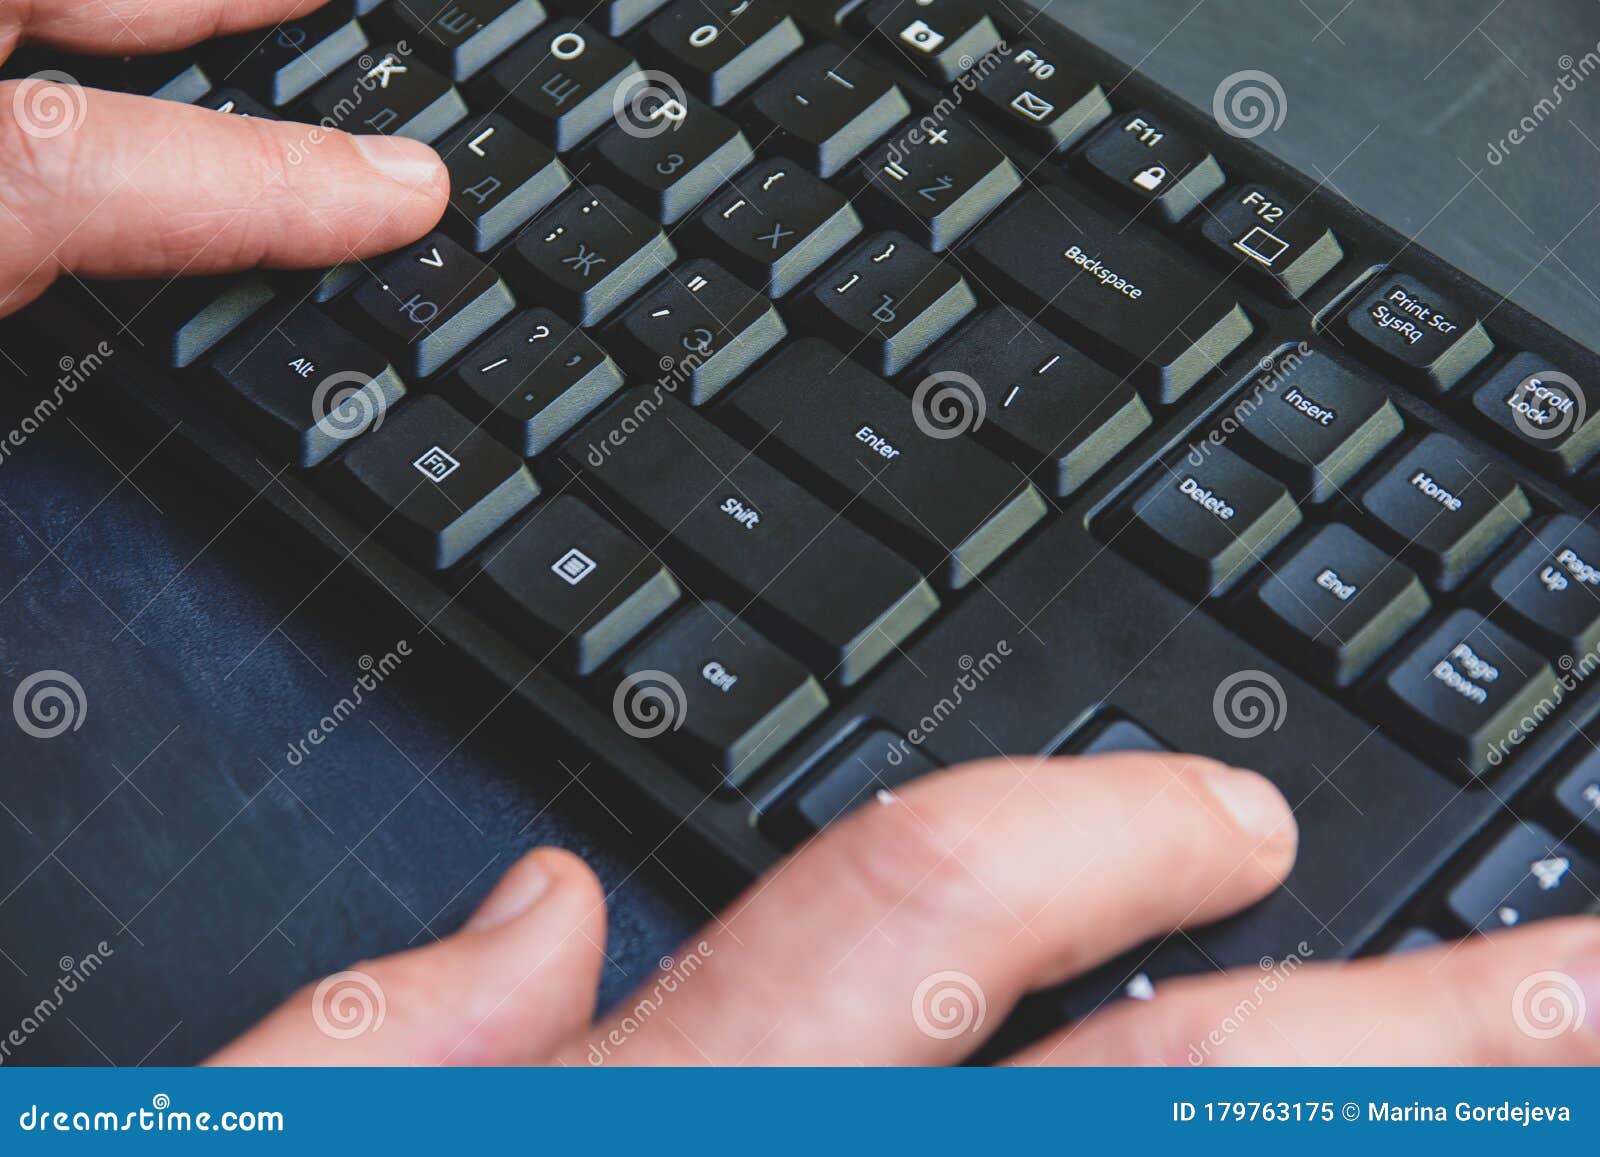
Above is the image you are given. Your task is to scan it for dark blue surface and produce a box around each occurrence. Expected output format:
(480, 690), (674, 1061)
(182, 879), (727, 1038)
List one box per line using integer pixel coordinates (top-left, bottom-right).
(1, 0), (1597, 1063)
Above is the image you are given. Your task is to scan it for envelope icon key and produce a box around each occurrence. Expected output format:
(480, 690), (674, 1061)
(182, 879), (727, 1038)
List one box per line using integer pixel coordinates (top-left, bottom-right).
(1010, 90), (1056, 122)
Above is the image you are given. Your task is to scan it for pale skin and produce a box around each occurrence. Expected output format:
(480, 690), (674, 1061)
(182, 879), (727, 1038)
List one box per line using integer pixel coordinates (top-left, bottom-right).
(3, 1), (1597, 1067)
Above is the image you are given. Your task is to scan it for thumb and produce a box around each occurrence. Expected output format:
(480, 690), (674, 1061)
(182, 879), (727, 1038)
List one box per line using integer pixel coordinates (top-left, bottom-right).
(206, 849), (607, 1066)
(0, 81), (448, 315)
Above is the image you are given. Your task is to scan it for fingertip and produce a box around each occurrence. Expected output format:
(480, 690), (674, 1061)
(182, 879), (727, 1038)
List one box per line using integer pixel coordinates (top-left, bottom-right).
(463, 847), (605, 934)
(350, 134), (449, 200)
(1198, 763), (1298, 854)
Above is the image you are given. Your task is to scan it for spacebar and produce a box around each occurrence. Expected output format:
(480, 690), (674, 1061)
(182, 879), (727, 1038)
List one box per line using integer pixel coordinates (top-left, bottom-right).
(847, 515), (1472, 968)
(965, 186), (1253, 405)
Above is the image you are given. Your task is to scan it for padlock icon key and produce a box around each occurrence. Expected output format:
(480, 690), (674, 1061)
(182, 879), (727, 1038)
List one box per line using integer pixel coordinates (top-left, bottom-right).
(1132, 165), (1167, 192)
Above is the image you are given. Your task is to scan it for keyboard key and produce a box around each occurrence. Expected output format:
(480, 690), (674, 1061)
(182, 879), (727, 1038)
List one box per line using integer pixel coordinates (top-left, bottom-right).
(545, 0), (669, 36)
(859, 116), (1022, 250)
(389, 0), (547, 81)
(99, 276), (274, 369)
(695, 158), (863, 296)
(1478, 515), (1600, 659)
(480, 20), (640, 151)
(726, 339), (1048, 588)
(609, 259), (786, 404)
(328, 395), (541, 569)
(1078, 109), (1225, 224)
(436, 113), (571, 252)
(305, 45), (467, 141)
(76, 53), (212, 102)
(747, 44), (911, 178)
(1247, 524), (1430, 687)
(863, 0), (1002, 82)
(568, 391), (939, 684)
(1384, 928), (1444, 954)
(1229, 346), (1403, 502)
(207, 306), (406, 467)
(593, 94), (754, 223)
(444, 308), (623, 456)
(1470, 352), (1600, 475)
(1122, 445), (1302, 598)
(773, 726), (938, 839)
(509, 188), (676, 326)
(1554, 754), (1600, 840)
(200, 87), (276, 118)
(1371, 610), (1555, 777)
(909, 307), (1152, 497)
(1343, 276), (1494, 394)
(646, 0), (803, 105)
(208, 9), (366, 106)
(347, 233), (515, 379)
(1446, 823), (1598, 930)
(616, 603), (828, 790)
(968, 187), (1254, 405)
(1198, 184), (1344, 302)
(810, 232), (976, 375)
(975, 40), (1111, 153)
(474, 495), (680, 674)
(1359, 432), (1530, 590)
(1067, 717), (1172, 756)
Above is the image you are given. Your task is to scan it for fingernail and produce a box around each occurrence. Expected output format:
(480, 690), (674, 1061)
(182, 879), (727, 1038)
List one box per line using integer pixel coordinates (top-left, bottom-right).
(352, 134), (443, 187)
(1203, 764), (1294, 843)
(464, 854), (553, 932)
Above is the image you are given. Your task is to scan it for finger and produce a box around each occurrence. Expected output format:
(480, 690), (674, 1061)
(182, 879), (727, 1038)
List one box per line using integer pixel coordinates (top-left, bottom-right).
(1, 1), (330, 58)
(1013, 917), (1600, 1066)
(0, 84), (447, 315)
(206, 849), (608, 1066)
(557, 752), (1297, 1066)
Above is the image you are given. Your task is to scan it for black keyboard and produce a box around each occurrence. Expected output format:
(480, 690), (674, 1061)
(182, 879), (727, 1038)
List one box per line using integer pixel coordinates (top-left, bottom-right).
(7, 0), (1599, 1035)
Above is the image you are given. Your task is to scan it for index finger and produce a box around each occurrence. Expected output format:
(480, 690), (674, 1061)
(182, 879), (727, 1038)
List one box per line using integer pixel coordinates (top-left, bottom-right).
(2, 0), (331, 58)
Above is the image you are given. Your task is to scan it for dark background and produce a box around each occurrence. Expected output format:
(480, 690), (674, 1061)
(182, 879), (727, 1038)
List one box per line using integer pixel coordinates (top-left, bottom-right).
(0, 0), (1595, 1064)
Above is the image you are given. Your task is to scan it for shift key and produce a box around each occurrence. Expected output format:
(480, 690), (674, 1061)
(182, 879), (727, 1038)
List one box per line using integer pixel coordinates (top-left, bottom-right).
(726, 339), (1047, 589)
(968, 187), (1253, 404)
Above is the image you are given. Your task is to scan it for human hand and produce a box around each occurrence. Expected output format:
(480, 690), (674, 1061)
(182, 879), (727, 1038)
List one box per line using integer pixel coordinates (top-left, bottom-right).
(207, 753), (1600, 1065)
(0, 0), (447, 317)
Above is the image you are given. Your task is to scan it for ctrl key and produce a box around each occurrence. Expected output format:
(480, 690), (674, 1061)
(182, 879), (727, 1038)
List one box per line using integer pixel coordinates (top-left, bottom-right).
(1371, 610), (1555, 778)
(615, 604), (828, 792)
